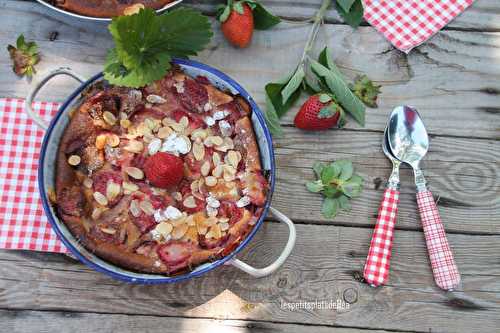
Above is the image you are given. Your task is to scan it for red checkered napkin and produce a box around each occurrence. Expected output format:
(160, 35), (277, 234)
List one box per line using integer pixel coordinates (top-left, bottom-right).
(363, 0), (475, 53)
(416, 190), (460, 290)
(0, 98), (67, 253)
(364, 188), (399, 286)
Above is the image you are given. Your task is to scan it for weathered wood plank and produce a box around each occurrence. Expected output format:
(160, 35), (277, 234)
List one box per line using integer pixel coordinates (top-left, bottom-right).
(272, 128), (500, 233)
(0, 223), (499, 332)
(1, 0), (500, 139)
(0, 309), (405, 333)
(190, 0), (500, 31)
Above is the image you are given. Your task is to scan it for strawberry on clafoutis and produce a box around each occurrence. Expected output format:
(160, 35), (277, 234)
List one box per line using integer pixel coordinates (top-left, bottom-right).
(294, 93), (345, 131)
(219, 1), (254, 48)
(144, 152), (184, 189)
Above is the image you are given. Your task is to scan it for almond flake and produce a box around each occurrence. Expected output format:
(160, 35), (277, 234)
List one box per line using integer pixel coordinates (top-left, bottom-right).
(186, 215), (195, 226)
(207, 206), (218, 217)
(106, 182), (121, 201)
(179, 116), (189, 128)
(83, 178), (93, 189)
(157, 126), (172, 139)
(206, 224), (222, 239)
(139, 200), (155, 215)
(201, 161), (211, 176)
(120, 119), (131, 128)
(223, 165), (237, 182)
(212, 165), (224, 178)
(170, 122), (185, 133)
(129, 199), (141, 217)
(148, 138), (162, 155)
(236, 196), (251, 208)
(146, 94), (166, 104)
(205, 176), (217, 187)
(213, 110), (229, 120)
(219, 222), (229, 231)
(219, 120), (232, 137)
(124, 140), (144, 153)
(122, 181), (139, 192)
(190, 180), (199, 193)
(125, 166), (144, 180)
(183, 195), (197, 208)
(173, 192), (182, 201)
(123, 3), (144, 15)
(218, 217), (230, 223)
(204, 116), (215, 127)
(91, 207), (104, 219)
(95, 134), (107, 150)
(106, 134), (120, 147)
(171, 223), (188, 240)
(100, 227), (116, 235)
(192, 142), (205, 161)
(212, 152), (221, 166)
(191, 129), (208, 140)
(154, 222), (173, 238)
(227, 150), (241, 168)
(103, 111), (117, 126)
(67, 155), (81, 166)
(93, 191), (108, 206)
(206, 195), (220, 208)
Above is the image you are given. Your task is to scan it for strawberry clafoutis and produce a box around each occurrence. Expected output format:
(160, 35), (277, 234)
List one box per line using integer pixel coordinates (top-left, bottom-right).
(55, 66), (269, 275)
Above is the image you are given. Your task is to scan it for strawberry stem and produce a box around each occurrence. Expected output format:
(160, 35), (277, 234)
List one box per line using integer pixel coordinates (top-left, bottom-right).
(298, 0), (332, 70)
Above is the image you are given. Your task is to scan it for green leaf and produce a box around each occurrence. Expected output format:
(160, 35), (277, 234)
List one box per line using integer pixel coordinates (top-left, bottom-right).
(341, 180), (363, 198)
(336, 0), (364, 28)
(218, 4), (231, 22)
(7, 34), (40, 78)
(328, 162), (342, 178)
(321, 166), (336, 184)
(104, 7), (212, 88)
(336, 159), (353, 181)
(350, 75), (381, 108)
(265, 78), (302, 118)
(336, 0), (356, 12)
(338, 194), (351, 211)
(281, 66), (305, 104)
(319, 93), (332, 103)
(310, 58), (365, 126)
(322, 198), (339, 218)
(323, 185), (341, 198)
(234, 1), (244, 14)
(252, 2), (281, 30)
(312, 162), (325, 179)
(306, 180), (324, 193)
(264, 94), (284, 136)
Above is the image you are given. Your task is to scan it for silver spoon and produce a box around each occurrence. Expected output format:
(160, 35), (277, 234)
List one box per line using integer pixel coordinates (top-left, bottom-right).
(388, 106), (460, 291)
(364, 127), (401, 287)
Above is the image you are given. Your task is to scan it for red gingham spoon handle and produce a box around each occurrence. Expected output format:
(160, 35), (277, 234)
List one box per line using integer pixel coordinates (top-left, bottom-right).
(416, 190), (460, 290)
(364, 188), (399, 286)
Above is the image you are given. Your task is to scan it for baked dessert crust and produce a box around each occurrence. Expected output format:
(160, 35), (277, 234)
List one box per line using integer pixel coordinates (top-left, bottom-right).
(55, 67), (268, 275)
(46, 0), (174, 18)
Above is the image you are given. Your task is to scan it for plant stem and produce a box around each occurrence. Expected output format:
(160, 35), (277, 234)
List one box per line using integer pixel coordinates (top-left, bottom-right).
(298, 0), (332, 69)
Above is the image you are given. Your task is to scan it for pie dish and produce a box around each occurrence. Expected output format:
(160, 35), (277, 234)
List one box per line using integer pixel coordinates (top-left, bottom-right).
(54, 65), (269, 275)
(29, 59), (295, 283)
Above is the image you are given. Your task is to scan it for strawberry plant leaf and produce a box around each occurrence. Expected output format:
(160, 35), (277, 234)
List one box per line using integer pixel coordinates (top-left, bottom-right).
(319, 93), (332, 103)
(233, 1), (244, 14)
(322, 198), (339, 218)
(306, 180), (324, 193)
(350, 75), (381, 108)
(252, 1), (281, 30)
(264, 94), (284, 136)
(338, 194), (351, 210)
(341, 180), (363, 198)
(313, 162), (325, 178)
(323, 186), (341, 198)
(337, 159), (353, 181)
(310, 58), (366, 126)
(7, 34), (40, 78)
(321, 165), (336, 184)
(265, 78), (302, 118)
(336, 0), (356, 12)
(328, 162), (342, 178)
(281, 66), (305, 104)
(218, 4), (231, 22)
(104, 7), (212, 88)
(336, 0), (363, 28)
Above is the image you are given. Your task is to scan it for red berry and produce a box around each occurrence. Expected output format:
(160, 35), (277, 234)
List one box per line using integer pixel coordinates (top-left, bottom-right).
(221, 3), (254, 48)
(143, 152), (184, 189)
(294, 94), (342, 131)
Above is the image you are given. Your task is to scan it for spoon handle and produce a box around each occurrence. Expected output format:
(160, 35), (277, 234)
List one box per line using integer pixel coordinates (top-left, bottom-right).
(364, 187), (400, 286)
(416, 190), (461, 290)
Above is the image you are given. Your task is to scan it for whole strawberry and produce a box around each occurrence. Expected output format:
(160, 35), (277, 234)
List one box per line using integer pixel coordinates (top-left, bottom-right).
(219, 1), (254, 48)
(294, 94), (344, 131)
(144, 152), (184, 188)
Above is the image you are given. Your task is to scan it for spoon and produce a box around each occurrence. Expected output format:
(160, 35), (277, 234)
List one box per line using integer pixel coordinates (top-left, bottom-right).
(388, 106), (460, 291)
(364, 127), (401, 287)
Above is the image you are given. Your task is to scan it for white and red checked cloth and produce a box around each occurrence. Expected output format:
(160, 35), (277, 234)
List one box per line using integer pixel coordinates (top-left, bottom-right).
(363, 0), (475, 53)
(0, 98), (67, 253)
(364, 188), (399, 286)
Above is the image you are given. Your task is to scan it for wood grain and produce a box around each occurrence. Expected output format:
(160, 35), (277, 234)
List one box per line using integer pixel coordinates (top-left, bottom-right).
(0, 222), (499, 332)
(1, 0), (500, 139)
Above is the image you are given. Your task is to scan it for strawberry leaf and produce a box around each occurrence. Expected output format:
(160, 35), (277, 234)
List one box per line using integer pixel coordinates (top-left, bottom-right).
(322, 198), (339, 218)
(313, 162), (325, 178)
(233, 1), (245, 14)
(281, 66), (305, 104)
(7, 34), (40, 78)
(252, 1), (281, 30)
(336, 0), (364, 28)
(338, 194), (351, 210)
(318, 106), (336, 119)
(217, 4), (231, 22)
(264, 94), (284, 137)
(306, 180), (324, 193)
(318, 93), (332, 103)
(336, 0), (356, 12)
(104, 7), (212, 88)
(265, 76), (302, 118)
(350, 75), (381, 108)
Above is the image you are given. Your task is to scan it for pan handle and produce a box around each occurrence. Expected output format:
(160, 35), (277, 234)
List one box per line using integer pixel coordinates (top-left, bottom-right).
(225, 207), (296, 278)
(25, 67), (86, 130)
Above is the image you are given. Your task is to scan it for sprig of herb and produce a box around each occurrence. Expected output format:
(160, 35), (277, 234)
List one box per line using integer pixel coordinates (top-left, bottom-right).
(7, 34), (40, 78)
(306, 160), (364, 218)
(103, 7), (213, 88)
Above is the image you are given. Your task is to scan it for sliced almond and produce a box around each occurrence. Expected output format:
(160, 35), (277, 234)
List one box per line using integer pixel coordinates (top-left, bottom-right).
(122, 181), (139, 192)
(212, 152), (221, 166)
(173, 192), (183, 201)
(206, 224), (222, 239)
(154, 222), (173, 238)
(139, 200), (155, 215)
(148, 138), (162, 155)
(204, 136), (222, 147)
(170, 121), (185, 133)
(83, 178), (93, 189)
(191, 129), (208, 140)
(183, 195), (197, 208)
(171, 223), (188, 240)
(205, 216), (218, 226)
(103, 111), (117, 126)
(190, 180), (199, 193)
(93, 192), (108, 206)
(215, 137), (234, 152)
(91, 207), (104, 220)
(100, 227), (116, 235)
(95, 134), (107, 150)
(200, 161), (211, 177)
(129, 199), (141, 217)
(144, 118), (156, 131)
(227, 150), (241, 168)
(106, 134), (120, 147)
(223, 165), (237, 182)
(179, 135), (192, 153)
(106, 182), (121, 201)
(179, 116), (189, 129)
(125, 166), (144, 180)
(219, 222), (230, 231)
(186, 215), (195, 226)
(212, 164), (224, 178)
(67, 155), (81, 166)
(146, 94), (166, 104)
(192, 142), (205, 161)
(120, 119), (131, 129)
(157, 126), (172, 139)
(205, 176), (218, 187)
(162, 117), (175, 127)
(124, 140), (144, 153)
(123, 3), (144, 15)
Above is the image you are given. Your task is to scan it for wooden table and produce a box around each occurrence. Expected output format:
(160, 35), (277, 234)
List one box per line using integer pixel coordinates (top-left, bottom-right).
(1, 0), (499, 332)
